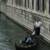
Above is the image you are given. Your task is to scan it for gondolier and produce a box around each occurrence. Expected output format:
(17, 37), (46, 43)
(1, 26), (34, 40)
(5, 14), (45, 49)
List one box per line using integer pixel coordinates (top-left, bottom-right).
(33, 18), (42, 36)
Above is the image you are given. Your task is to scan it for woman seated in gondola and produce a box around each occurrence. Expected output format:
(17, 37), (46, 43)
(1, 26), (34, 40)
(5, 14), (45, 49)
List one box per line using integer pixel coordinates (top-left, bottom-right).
(22, 34), (33, 45)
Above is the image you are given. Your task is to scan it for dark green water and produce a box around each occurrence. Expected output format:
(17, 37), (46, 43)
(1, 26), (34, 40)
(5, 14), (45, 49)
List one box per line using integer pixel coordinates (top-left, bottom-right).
(0, 13), (50, 50)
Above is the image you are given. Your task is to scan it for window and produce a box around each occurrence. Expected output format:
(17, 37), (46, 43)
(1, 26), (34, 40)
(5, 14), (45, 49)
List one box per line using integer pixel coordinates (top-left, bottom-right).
(15, 0), (23, 7)
(32, 0), (34, 9)
(1, 0), (7, 4)
(49, 0), (50, 13)
(19, 0), (21, 6)
(25, 0), (29, 8)
(25, 0), (26, 8)
(28, 0), (29, 8)
(49, 24), (50, 32)
(36, 0), (46, 12)
(42, 0), (46, 12)
(36, 0), (40, 10)
(15, 0), (19, 5)
(19, 0), (23, 6)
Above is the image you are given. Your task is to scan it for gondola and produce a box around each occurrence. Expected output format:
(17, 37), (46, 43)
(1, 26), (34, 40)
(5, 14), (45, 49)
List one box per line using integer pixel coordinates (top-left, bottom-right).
(15, 42), (37, 50)
(15, 35), (39, 50)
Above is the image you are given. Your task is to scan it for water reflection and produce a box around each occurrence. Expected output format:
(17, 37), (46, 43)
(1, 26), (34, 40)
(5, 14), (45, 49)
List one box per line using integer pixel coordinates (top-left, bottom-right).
(0, 13), (26, 50)
(0, 13), (15, 50)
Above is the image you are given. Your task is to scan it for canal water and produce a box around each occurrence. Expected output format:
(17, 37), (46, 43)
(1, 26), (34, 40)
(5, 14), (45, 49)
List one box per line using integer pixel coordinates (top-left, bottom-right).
(0, 12), (50, 50)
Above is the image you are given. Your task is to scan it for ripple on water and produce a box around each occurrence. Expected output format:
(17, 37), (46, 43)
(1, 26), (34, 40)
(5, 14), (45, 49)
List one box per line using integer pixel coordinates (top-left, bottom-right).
(0, 32), (15, 50)
(0, 42), (15, 50)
